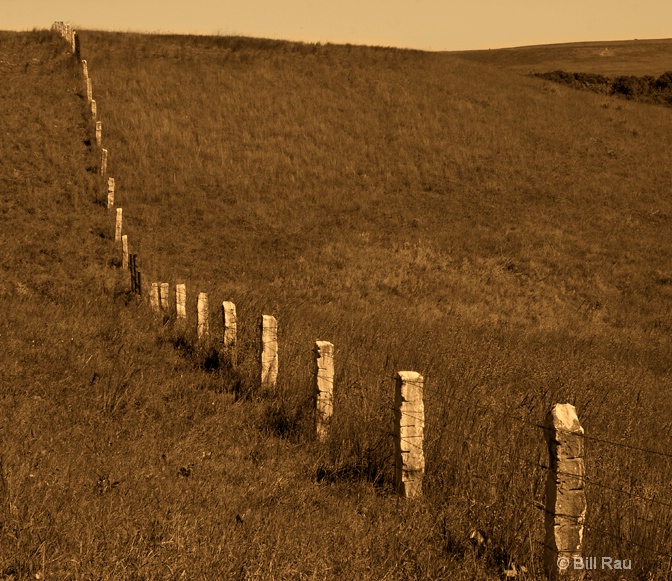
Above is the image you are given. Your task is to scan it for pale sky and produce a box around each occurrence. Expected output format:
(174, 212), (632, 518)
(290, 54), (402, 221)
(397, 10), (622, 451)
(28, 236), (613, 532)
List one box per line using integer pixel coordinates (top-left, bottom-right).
(1, 0), (671, 51)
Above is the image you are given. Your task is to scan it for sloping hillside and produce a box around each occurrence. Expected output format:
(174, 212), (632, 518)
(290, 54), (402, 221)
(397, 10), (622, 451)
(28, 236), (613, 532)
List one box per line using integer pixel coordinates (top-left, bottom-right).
(455, 37), (672, 76)
(2, 28), (672, 578)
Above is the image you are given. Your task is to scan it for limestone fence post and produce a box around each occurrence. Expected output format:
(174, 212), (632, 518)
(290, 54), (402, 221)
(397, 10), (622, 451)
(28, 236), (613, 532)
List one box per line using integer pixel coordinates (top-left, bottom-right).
(197, 292), (209, 341)
(150, 283), (160, 313)
(160, 283), (169, 313)
(175, 284), (187, 320)
(260, 315), (278, 390)
(73, 31), (80, 60)
(544, 403), (586, 579)
(222, 301), (237, 366)
(394, 371), (425, 498)
(95, 121), (102, 147)
(115, 208), (122, 242)
(121, 235), (128, 270)
(106, 177), (115, 209)
(313, 341), (334, 441)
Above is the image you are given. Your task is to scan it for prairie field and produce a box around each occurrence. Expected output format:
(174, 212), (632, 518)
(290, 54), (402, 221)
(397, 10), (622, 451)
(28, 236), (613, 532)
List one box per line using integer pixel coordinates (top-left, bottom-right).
(1, 28), (672, 579)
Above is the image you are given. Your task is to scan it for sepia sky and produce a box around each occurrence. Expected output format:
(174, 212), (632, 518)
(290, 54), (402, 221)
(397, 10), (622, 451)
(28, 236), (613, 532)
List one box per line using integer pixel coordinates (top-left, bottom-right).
(1, 0), (671, 51)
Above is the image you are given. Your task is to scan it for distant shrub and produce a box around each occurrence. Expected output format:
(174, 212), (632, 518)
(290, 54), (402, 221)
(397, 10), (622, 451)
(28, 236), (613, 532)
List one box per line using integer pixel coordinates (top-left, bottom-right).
(533, 70), (672, 107)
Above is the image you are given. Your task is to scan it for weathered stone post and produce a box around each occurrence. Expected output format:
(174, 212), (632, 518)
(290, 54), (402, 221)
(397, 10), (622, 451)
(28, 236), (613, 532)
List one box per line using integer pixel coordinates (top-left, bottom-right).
(106, 177), (115, 209)
(96, 121), (102, 147)
(313, 341), (334, 441)
(150, 283), (160, 313)
(160, 283), (169, 313)
(82, 59), (88, 79)
(197, 292), (209, 341)
(544, 403), (586, 579)
(101, 148), (108, 177)
(222, 301), (237, 366)
(260, 315), (278, 390)
(91, 99), (97, 120)
(175, 284), (187, 320)
(121, 235), (128, 270)
(394, 371), (425, 498)
(115, 208), (122, 242)
(86, 77), (92, 103)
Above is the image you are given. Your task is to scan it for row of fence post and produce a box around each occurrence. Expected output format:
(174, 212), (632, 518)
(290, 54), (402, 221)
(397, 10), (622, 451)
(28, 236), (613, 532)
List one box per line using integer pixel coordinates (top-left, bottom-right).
(54, 22), (585, 579)
(139, 278), (586, 575)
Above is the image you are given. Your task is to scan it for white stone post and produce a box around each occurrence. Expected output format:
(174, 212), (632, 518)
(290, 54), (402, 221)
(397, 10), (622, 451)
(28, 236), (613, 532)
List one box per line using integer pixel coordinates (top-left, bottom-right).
(86, 77), (92, 104)
(150, 283), (160, 313)
(115, 208), (122, 242)
(106, 177), (115, 209)
(313, 341), (334, 441)
(95, 121), (102, 147)
(91, 99), (97, 120)
(101, 148), (108, 177)
(394, 371), (425, 498)
(122, 235), (128, 270)
(175, 284), (187, 320)
(82, 59), (88, 79)
(222, 301), (237, 366)
(160, 283), (169, 313)
(260, 315), (278, 390)
(197, 292), (209, 341)
(544, 403), (586, 579)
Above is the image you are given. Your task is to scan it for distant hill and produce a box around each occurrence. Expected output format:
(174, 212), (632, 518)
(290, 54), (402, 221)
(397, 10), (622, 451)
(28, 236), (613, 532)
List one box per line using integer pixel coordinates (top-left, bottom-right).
(452, 38), (672, 76)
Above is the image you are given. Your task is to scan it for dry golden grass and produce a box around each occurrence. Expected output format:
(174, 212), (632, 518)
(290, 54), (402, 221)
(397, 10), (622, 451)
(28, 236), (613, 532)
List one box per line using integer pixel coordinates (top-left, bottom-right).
(1, 28), (672, 578)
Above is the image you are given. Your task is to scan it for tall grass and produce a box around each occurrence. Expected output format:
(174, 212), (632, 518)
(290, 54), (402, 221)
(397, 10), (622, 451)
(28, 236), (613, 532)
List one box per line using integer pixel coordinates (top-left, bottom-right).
(1, 28), (671, 578)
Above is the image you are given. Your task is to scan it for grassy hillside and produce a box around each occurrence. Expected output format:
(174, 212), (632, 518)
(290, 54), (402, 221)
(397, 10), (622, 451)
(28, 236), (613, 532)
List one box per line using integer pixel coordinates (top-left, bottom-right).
(2, 28), (672, 578)
(455, 38), (672, 76)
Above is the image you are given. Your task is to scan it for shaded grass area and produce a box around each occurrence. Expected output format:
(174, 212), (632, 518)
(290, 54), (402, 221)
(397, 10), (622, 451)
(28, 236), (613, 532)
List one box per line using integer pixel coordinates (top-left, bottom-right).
(1, 28), (672, 578)
(533, 70), (672, 107)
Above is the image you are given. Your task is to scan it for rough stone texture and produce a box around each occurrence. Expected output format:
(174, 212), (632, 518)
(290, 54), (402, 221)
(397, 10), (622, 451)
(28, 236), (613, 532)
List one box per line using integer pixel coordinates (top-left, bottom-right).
(106, 176), (114, 209)
(260, 315), (278, 390)
(101, 148), (108, 177)
(313, 341), (334, 441)
(149, 283), (160, 313)
(122, 235), (128, 270)
(222, 301), (237, 365)
(82, 59), (88, 79)
(115, 208), (122, 242)
(175, 284), (187, 320)
(86, 77), (92, 104)
(96, 121), (102, 147)
(159, 283), (169, 313)
(394, 371), (425, 498)
(197, 292), (209, 340)
(91, 99), (96, 120)
(544, 403), (586, 579)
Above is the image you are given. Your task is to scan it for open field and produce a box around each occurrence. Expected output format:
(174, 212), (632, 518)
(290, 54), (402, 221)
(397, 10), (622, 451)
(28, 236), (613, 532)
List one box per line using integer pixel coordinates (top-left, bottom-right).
(455, 38), (672, 76)
(1, 28), (672, 578)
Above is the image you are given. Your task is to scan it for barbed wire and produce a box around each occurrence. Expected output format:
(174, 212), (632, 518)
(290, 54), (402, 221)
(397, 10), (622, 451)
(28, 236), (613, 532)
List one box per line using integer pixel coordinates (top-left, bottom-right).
(584, 523), (672, 559)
